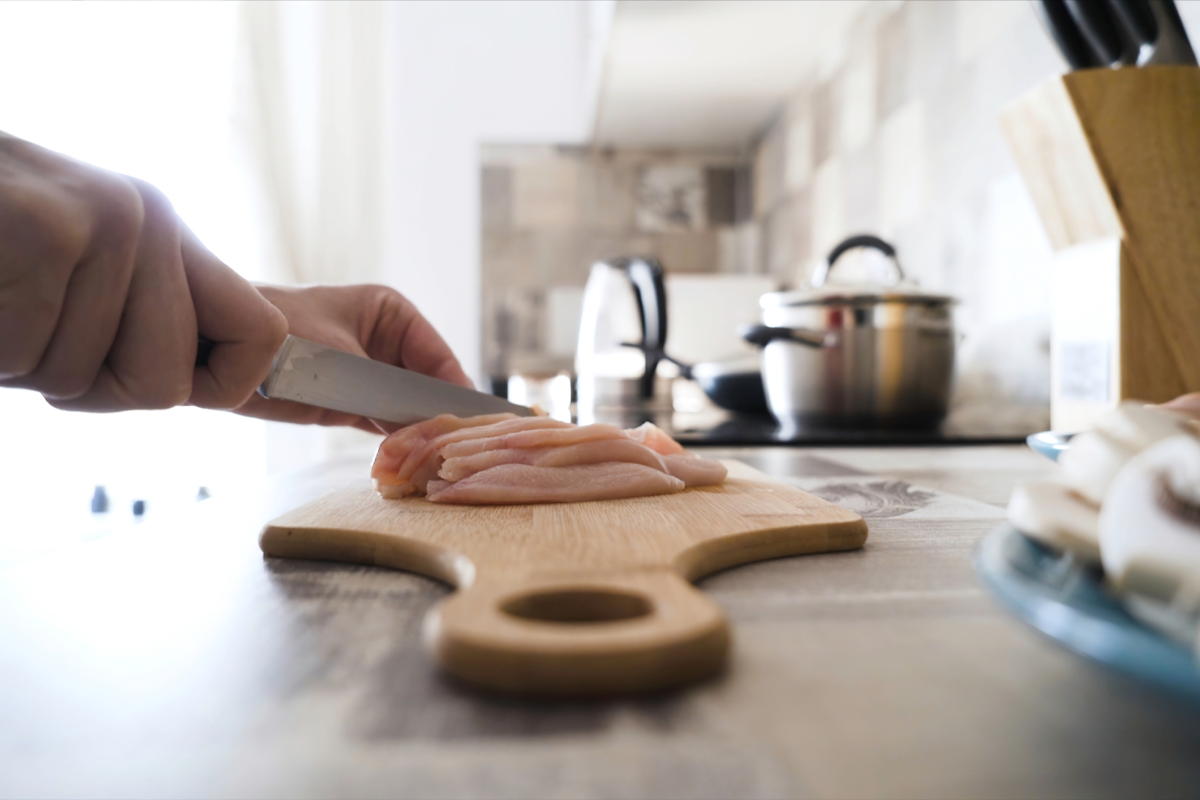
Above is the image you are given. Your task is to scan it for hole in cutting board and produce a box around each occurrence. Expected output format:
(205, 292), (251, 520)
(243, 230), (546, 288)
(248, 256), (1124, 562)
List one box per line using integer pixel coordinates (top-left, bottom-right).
(501, 589), (652, 624)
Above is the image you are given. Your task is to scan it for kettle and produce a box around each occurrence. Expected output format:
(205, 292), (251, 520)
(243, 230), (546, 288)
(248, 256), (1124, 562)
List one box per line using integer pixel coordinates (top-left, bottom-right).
(575, 257), (672, 425)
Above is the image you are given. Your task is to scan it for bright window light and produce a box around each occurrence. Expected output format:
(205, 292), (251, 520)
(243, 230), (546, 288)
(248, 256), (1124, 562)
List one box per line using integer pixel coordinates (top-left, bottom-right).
(0, 1), (269, 565)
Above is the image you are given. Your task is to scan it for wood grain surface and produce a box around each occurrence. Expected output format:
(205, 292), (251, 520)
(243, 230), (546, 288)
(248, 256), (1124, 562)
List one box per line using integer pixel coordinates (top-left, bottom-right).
(260, 459), (867, 696)
(1001, 66), (1200, 399)
(9, 446), (1200, 798)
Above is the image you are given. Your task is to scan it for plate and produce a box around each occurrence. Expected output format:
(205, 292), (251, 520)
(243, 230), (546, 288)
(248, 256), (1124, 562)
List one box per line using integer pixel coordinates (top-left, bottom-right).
(976, 525), (1200, 701)
(1026, 431), (1075, 461)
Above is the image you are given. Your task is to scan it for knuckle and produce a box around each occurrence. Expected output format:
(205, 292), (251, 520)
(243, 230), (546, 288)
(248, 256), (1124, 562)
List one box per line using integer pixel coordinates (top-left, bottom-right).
(127, 177), (176, 221)
(91, 174), (145, 249)
(263, 302), (289, 348)
(6, 194), (91, 266)
(132, 375), (192, 410)
(367, 283), (404, 304)
(200, 381), (255, 411)
(0, 300), (59, 380)
(35, 370), (96, 401)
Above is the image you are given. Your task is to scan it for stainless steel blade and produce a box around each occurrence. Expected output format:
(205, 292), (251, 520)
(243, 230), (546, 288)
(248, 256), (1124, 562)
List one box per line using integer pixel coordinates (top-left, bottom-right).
(258, 336), (533, 425)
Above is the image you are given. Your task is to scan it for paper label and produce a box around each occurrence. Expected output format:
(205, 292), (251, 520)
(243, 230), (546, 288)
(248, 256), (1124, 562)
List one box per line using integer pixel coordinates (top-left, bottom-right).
(1058, 341), (1110, 404)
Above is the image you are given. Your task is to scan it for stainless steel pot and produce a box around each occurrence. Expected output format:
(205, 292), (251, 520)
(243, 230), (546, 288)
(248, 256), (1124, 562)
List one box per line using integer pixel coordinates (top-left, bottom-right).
(743, 235), (956, 431)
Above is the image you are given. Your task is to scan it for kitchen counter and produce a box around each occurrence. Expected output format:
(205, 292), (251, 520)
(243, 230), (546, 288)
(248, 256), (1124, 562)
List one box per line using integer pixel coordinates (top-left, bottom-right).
(2, 444), (1199, 799)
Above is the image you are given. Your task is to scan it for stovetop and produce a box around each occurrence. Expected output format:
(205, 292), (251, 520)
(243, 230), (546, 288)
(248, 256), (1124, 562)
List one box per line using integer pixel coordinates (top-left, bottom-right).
(666, 412), (1031, 447)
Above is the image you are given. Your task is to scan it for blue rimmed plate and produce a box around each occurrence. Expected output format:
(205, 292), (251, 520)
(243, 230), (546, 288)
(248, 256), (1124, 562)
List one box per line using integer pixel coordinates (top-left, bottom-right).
(1027, 431), (1075, 462)
(976, 525), (1200, 702)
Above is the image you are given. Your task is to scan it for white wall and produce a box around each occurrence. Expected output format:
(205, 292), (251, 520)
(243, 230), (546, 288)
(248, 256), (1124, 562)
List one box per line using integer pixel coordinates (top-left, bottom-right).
(385, 0), (610, 385)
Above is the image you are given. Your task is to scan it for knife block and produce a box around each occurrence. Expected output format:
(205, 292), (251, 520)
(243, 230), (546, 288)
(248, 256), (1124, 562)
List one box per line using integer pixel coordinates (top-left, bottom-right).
(1000, 66), (1200, 430)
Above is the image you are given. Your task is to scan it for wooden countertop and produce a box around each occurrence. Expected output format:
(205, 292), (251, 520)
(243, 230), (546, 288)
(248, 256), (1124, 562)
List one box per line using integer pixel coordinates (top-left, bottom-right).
(2, 444), (1199, 798)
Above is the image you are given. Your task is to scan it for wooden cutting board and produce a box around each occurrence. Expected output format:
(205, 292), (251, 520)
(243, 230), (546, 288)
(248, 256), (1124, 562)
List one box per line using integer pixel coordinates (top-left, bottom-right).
(260, 459), (866, 696)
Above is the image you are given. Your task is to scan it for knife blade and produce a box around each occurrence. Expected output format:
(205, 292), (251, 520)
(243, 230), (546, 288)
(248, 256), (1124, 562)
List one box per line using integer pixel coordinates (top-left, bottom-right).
(254, 335), (534, 425)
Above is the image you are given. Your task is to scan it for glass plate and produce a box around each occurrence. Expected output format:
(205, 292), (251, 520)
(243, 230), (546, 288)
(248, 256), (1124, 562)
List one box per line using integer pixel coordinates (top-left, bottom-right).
(1026, 431), (1075, 462)
(976, 524), (1200, 701)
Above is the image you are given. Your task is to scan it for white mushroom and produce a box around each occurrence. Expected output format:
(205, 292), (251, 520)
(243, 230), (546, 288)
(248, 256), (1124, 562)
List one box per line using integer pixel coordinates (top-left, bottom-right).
(1007, 481), (1101, 561)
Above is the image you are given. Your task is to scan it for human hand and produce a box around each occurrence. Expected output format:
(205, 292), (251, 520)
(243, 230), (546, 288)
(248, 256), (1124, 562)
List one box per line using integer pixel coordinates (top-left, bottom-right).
(235, 284), (472, 434)
(1163, 392), (1200, 419)
(0, 132), (287, 411)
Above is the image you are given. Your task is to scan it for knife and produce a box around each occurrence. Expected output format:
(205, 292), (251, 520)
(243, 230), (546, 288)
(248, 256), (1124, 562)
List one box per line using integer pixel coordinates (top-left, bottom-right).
(1105, 0), (1197, 65)
(1065, 0), (1136, 66)
(1141, 0), (1197, 65)
(1035, 0), (1103, 70)
(1108, 0), (1159, 62)
(198, 335), (534, 425)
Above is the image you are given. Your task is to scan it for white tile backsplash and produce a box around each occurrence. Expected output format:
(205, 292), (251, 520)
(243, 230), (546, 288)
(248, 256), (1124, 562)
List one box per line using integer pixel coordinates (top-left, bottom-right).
(811, 155), (846, 259)
(878, 99), (926, 236)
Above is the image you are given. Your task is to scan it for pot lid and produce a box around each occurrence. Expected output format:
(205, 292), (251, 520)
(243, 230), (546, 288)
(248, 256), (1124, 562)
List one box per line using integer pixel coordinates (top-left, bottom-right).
(764, 233), (956, 308)
(761, 282), (957, 308)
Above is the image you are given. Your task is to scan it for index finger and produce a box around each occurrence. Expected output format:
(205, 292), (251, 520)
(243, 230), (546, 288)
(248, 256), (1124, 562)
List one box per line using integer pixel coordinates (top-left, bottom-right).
(182, 228), (288, 408)
(369, 293), (473, 389)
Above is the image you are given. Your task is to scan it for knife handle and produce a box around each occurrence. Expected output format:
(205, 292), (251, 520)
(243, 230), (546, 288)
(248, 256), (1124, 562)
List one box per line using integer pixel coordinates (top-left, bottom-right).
(1035, 0), (1103, 70)
(1065, 0), (1134, 65)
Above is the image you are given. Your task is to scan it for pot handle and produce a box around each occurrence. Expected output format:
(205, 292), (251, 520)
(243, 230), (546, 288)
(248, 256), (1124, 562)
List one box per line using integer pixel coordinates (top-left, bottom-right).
(740, 324), (831, 349)
(812, 234), (905, 288)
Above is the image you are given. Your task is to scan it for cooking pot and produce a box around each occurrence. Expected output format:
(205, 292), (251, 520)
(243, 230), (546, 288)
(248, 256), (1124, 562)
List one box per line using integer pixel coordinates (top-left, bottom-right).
(743, 235), (957, 431)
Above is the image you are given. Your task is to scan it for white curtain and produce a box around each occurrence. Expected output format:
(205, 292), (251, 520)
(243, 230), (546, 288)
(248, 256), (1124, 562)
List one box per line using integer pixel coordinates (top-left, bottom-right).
(235, 1), (394, 468)
(235, 0), (388, 286)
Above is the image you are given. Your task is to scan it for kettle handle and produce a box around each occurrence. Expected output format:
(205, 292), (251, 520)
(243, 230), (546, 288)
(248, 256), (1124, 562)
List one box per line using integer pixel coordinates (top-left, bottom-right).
(623, 257), (667, 399)
(812, 234), (905, 288)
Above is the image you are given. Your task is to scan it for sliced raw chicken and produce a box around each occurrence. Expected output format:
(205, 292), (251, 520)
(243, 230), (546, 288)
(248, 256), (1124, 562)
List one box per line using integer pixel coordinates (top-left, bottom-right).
(403, 416), (575, 495)
(371, 414), (726, 504)
(661, 454), (727, 487)
(372, 414), (516, 495)
(426, 463), (686, 505)
(626, 422), (686, 456)
(373, 415), (571, 497)
(439, 438), (669, 483)
(439, 423), (630, 461)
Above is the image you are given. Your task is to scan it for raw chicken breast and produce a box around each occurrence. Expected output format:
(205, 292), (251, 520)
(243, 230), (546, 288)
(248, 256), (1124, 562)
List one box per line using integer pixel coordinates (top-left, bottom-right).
(438, 438), (669, 483)
(662, 454), (728, 486)
(372, 414), (517, 495)
(373, 415), (571, 497)
(625, 422), (686, 456)
(438, 423), (630, 461)
(370, 414), (726, 504)
(426, 463), (686, 505)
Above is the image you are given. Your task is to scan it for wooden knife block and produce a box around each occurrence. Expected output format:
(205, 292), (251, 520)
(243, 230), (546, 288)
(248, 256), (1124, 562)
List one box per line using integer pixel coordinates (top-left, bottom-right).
(1000, 66), (1200, 430)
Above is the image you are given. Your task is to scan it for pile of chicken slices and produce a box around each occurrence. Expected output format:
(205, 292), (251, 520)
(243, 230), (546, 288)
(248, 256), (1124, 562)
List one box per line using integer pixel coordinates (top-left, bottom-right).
(371, 414), (727, 505)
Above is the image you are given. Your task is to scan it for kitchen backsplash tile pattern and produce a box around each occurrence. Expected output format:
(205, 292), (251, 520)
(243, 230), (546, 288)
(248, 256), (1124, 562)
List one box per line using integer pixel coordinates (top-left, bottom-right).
(482, 1), (1070, 423)
(480, 145), (749, 378)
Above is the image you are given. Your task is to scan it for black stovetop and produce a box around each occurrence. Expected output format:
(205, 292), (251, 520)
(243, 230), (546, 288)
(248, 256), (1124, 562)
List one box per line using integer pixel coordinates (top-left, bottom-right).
(667, 413), (1030, 447)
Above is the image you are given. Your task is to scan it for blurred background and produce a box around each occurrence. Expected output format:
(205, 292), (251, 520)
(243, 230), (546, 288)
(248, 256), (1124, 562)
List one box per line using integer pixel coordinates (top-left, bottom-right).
(2, 0), (1197, 564)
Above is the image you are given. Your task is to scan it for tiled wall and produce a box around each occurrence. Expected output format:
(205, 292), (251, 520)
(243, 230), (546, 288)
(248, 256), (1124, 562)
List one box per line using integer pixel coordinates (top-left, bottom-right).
(748, 1), (1062, 322)
(480, 145), (753, 379)
(481, 1), (1070, 411)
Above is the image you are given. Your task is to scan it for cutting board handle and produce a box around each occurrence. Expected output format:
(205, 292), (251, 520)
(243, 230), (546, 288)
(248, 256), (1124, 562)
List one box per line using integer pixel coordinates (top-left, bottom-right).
(422, 568), (730, 696)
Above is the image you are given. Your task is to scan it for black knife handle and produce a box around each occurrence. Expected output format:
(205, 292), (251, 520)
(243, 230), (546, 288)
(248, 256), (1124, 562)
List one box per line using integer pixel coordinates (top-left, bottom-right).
(1065, 0), (1134, 65)
(1035, 0), (1102, 69)
(1107, 0), (1158, 45)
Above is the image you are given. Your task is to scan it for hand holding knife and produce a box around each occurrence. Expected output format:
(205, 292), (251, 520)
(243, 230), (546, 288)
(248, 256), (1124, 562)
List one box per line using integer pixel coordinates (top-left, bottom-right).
(199, 335), (532, 426)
